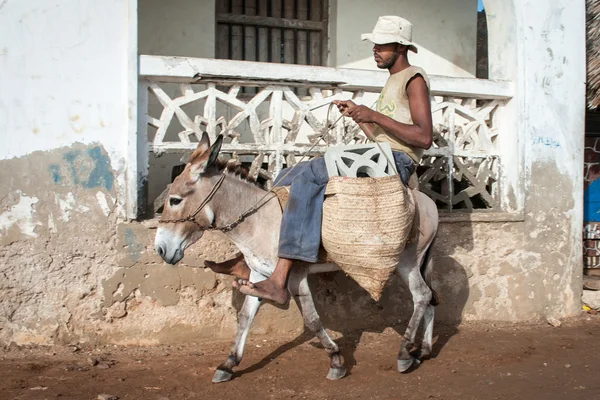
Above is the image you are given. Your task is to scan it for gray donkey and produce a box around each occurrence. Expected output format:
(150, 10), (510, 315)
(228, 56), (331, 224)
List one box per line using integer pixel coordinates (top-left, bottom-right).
(154, 133), (439, 382)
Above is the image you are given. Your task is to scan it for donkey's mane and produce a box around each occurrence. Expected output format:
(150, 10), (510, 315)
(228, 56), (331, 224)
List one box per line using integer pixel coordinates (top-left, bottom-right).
(214, 158), (266, 190)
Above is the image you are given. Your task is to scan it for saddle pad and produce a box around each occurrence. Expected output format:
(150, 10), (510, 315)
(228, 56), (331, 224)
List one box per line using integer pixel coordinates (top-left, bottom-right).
(271, 186), (290, 211)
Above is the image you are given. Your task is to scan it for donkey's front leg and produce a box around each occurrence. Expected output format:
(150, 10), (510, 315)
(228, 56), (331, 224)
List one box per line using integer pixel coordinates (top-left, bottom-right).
(288, 267), (346, 380)
(213, 271), (264, 383)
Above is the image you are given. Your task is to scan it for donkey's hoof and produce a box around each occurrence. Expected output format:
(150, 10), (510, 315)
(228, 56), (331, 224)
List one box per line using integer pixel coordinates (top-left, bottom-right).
(397, 357), (420, 373)
(212, 368), (233, 383)
(327, 366), (347, 380)
(412, 348), (431, 361)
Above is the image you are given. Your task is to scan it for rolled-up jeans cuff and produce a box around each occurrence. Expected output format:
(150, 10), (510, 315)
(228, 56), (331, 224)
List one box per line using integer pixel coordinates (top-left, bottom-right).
(277, 252), (319, 263)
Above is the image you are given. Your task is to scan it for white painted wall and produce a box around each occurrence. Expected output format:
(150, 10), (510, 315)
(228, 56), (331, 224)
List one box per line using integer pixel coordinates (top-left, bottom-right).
(138, 0), (216, 58)
(513, 0), (586, 315)
(0, 0), (135, 215)
(0, 0), (132, 163)
(331, 0), (477, 76)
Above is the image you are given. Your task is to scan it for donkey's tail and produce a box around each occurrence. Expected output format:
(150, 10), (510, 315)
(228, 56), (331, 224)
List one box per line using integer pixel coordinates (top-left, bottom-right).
(420, 237), (440, 306)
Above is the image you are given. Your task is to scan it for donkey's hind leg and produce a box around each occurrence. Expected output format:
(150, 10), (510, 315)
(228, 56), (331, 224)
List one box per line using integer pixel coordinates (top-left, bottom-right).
(412, 242), (437, 361)
(213, 270), (264, 383)
(416, 304), (435, 360)
(288, 268), (346, 380)
(396, 243), (433, 373)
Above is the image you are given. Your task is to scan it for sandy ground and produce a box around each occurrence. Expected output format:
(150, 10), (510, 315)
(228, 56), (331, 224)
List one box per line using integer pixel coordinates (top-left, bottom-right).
(2, 315), (600, 400)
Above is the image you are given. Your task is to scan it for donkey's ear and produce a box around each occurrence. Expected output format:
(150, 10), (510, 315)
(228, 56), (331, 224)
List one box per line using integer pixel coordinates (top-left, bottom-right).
(188, 132), (211, 165)
(188, 133), (223, 181)
(207, 134), (223, 168)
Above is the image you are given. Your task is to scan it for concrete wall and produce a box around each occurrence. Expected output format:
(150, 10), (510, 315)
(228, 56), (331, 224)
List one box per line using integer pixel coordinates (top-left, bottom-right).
(0, 0), (585, 347)
(514, 0), (586, 316)
(432, 0), (585, 321)
(0, 0), (136, 344)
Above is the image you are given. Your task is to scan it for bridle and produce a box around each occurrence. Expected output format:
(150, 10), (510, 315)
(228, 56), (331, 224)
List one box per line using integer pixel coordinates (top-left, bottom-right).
(158, 173), (276, 233)
(159, 173), (225, 231)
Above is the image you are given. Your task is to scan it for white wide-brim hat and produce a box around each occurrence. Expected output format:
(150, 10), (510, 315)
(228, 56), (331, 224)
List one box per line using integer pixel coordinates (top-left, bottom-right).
(361, 16), (418, 53)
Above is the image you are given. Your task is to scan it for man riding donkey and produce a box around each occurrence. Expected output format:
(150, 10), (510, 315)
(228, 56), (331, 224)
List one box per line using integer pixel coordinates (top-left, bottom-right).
(206, 15), (434, 304)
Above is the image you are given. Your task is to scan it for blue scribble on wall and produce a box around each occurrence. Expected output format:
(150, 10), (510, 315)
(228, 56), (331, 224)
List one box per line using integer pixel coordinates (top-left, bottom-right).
(63, 150), (81, 186)
(585, 179), (600, 222)
(86, 146), (114, 191)
(48, 145), (114, 191)
(48, 164), (62, 184)
(532, 136), (561, 148)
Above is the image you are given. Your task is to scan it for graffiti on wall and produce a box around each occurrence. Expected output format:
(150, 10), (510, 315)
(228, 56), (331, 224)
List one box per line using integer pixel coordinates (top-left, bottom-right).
(48, 146), (114, 191)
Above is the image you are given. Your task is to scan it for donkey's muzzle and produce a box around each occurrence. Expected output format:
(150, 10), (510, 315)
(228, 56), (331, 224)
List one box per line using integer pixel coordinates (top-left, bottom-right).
(156, 244), (166, 258)
(156, 244), (184, 265)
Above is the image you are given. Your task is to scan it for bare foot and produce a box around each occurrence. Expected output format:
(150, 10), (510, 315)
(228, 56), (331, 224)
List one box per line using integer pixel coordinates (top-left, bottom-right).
(233, 279), (289, 305)
(204, 255), (250, 280)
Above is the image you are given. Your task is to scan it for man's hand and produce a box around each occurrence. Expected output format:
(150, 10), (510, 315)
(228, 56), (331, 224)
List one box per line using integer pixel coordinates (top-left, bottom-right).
(333, 100), (377, 140)
(332, 100), (377, 123)
(345, 105), (377, 123)
(332, 99), (356, 115)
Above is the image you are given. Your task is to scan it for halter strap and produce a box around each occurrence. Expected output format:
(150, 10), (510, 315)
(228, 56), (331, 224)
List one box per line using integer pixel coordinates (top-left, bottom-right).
(159, 173), (226, 229)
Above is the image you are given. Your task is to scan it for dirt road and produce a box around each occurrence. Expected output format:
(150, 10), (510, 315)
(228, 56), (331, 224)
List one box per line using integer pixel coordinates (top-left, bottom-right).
(2, 315), (600, 400)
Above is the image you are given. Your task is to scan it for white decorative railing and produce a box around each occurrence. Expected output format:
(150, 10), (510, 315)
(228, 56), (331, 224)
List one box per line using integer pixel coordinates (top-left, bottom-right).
(139, 55), (514, 213)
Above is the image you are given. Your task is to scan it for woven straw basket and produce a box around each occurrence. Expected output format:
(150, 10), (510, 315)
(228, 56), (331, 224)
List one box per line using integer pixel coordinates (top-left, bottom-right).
(321, 175), (415, 301)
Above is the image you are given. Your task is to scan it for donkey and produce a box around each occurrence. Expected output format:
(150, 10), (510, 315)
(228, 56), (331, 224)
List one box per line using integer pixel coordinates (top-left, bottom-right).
(154, 133), (439, 382)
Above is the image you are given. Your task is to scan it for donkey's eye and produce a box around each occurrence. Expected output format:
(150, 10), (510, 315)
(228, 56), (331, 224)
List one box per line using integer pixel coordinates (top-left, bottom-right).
(169, 197), (183, 206)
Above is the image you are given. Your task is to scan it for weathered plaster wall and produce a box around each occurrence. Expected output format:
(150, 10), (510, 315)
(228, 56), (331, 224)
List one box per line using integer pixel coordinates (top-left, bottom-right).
(0, 0), (135, 215)
(0, 0), (586, 347)
(0, 149), (584, 346)
(0, 0), (302, 347)
(0, 145), (305, 346)
(0, 145), (122, 345)
(516, 0), (586, 316)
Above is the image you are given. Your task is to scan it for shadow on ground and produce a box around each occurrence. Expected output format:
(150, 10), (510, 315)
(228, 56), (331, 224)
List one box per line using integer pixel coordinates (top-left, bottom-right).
(229, 220), (473, 378)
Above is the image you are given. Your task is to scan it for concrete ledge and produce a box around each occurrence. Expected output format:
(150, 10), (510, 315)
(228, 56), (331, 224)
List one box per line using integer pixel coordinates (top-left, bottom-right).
(439, 211), (525, 223)
(139, 55), (514, 99)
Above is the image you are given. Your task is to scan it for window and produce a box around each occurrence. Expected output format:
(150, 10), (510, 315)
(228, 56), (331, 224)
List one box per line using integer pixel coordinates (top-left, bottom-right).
(216, 0), (328, 66)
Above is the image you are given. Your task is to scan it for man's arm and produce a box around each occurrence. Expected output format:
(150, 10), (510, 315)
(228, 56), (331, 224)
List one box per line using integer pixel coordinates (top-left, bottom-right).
(333, 75), (433, 149)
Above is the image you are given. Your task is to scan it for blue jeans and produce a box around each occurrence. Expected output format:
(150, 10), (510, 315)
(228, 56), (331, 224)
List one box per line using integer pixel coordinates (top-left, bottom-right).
(274, 151), (415, 263)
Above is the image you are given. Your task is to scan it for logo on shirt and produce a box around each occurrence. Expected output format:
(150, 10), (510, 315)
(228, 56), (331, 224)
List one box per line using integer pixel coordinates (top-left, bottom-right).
(377, 89), (397, 118)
